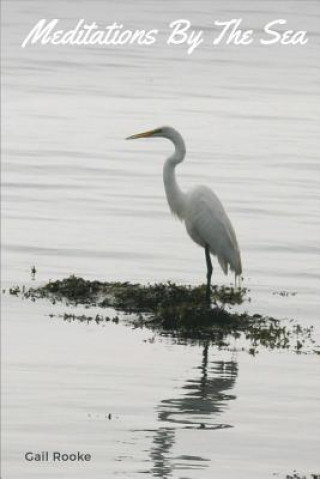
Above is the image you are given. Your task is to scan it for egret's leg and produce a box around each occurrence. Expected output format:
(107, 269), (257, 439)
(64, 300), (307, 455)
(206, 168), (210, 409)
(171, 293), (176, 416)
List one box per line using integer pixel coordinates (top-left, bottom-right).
(205, 245), (213, 305)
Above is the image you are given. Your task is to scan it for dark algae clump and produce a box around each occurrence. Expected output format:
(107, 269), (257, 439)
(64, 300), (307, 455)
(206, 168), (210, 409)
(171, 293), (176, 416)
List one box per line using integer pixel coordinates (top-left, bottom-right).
(7, 275), (317, 354)
(278, 472), (320, 479)
(22, 275), (247, 313)
(40, 276), (103, 303)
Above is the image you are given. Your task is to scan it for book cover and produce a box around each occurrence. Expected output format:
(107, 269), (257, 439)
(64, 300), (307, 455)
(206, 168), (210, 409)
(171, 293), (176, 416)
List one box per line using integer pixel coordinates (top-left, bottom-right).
(2, 1), (319, 478)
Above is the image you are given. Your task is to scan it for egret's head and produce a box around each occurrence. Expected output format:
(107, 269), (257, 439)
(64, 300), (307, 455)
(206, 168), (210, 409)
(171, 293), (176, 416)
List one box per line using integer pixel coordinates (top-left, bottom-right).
(126, 126), (186, 162)
(126, 126), (173, 140)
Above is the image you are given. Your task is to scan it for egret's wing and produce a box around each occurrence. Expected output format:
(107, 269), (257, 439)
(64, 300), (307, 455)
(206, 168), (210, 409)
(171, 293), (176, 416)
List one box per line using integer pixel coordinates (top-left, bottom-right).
(186, 186), (242, 275)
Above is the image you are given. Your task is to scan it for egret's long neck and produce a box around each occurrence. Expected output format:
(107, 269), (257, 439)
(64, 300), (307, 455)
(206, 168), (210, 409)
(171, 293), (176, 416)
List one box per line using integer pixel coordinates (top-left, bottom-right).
(163, 133), (187, 221)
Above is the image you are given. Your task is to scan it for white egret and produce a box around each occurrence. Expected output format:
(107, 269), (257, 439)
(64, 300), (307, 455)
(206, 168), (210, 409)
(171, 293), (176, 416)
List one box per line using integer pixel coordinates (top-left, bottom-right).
(126, 126), (242, 305)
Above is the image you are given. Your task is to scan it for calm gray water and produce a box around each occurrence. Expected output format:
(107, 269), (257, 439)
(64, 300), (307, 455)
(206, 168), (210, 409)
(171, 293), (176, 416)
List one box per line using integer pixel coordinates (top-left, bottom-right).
(2, 1), (320, 478)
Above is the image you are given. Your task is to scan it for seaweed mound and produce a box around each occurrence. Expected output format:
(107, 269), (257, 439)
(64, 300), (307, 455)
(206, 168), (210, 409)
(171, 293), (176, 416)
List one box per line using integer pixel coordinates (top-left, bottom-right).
(8, 275), (315, 354)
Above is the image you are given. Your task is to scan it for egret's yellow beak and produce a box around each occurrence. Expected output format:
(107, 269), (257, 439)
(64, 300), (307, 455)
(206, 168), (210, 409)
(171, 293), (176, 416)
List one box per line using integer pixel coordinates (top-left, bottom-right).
(126, 129), (157, 140)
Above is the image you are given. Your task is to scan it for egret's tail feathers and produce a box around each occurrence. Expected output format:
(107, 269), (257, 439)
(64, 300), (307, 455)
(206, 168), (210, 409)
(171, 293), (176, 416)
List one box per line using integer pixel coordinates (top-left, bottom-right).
(234, 273), (242, 289)
(217, 251), (242, 278)
(218, 255), (228, 275)
(229, 249), (242, 277)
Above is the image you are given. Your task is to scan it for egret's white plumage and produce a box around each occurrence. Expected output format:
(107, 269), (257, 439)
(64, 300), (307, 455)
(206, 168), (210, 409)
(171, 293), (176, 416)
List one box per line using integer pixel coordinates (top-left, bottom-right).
(127, 126), (242, 303)
(184, 185), (242, 275)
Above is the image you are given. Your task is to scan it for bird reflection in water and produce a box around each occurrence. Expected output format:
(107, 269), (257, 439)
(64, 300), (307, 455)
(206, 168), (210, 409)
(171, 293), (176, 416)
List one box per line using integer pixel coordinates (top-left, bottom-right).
(148, 344), (238, 477)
